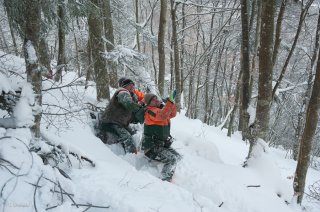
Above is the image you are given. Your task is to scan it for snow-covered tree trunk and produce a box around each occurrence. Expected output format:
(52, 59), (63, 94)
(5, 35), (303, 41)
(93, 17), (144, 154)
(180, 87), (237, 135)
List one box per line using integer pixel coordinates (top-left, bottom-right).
(24, 0), (42, 138)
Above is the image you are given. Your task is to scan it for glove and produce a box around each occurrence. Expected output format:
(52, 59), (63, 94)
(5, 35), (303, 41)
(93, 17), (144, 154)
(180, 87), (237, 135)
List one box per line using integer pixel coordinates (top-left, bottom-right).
(169, 90), (176, 102)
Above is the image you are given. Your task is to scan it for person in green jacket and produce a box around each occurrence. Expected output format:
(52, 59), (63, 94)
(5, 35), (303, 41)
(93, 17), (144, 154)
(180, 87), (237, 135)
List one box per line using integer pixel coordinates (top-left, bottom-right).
(100, 79), (145, 154)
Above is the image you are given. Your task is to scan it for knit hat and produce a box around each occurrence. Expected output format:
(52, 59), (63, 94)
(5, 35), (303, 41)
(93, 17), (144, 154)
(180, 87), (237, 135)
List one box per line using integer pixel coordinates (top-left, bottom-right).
(118, 77), (127, 87)
(120, 78), (134, 88)
(144, 93), (157, 105)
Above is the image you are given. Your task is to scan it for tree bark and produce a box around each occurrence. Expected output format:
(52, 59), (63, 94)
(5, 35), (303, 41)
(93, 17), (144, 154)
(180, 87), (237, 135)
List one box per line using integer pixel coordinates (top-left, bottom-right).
(293, 41), (320, 204)
(170, 1), (181, 112)
(272, 0), (287, 67)
(158, 0), (167, 96)
(254, 0), (274, 142)
(135, 0), (141, 52)
(240, 0), (251, 140)
(102, 0), (117, 88)
(39, 37), (51, 75)
(55, 0), (66, 82)
(88, 0), (110, 100)
(24, 0), (42, 138)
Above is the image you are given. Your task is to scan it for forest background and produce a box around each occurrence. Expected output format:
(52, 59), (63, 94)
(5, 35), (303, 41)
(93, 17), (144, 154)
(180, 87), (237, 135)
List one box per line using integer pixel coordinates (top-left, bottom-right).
(0, 0), (320, 208)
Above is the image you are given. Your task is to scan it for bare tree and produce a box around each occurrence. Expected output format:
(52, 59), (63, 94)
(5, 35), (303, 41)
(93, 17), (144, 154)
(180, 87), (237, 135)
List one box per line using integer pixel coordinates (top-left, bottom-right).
(88, 0), (110, 100)
(247, 0), (274, 158)
(170, 1), (181, 111)
(240, 0), (251, 140)
(293, 37), (320, 204)
(158, 0), (167, 96)
(102, 0), (117, 87)
(24, 0), (42, 138)
(55, 0), (66, 82)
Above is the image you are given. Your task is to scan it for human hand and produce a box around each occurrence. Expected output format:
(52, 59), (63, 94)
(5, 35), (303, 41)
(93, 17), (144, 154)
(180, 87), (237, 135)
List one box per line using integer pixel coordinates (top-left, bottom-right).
(169, 90), (176, 102)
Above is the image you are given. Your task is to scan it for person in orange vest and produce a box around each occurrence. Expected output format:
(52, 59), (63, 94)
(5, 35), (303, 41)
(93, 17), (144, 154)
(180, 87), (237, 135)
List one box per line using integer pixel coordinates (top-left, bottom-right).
(141, 91), (181, 182)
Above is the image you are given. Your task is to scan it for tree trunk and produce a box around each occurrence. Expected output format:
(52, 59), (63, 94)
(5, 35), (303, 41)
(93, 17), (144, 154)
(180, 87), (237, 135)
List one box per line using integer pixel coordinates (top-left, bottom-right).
(170, 1), (181, 112)
(135, 0), (140, 52)
(55, 0), (66, 82)
(39, 37), (51, 75)
(293, 41), (320, 204)
(72, 22), (81, 77)
(272, 0), (287, 66)
(8, 16), (19, 56)
(294, 7), (320, 160)
(0, 25), (9, 52)
(102, 0), (117, 88)
(228, 69), (242, 137)
(247, 0), (274, 158)
(158, 0), (167, 96)
(24, 0), (41, 139)
(240, 0), (251, 140)
(88, 0), (110, 100)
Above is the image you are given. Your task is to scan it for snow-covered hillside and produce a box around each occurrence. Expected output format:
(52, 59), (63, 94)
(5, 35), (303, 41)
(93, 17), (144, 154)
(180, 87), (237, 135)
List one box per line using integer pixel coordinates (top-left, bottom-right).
(0, 52), (319, 212)
(1, 109), (319, 211)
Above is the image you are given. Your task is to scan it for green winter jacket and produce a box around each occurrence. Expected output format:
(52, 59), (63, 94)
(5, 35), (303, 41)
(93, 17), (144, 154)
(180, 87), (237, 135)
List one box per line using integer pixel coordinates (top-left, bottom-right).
(102, 88), (144, 127)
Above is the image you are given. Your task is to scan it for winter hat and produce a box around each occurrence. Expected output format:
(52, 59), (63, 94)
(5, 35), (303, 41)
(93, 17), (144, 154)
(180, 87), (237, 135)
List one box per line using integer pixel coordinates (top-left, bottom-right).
(120, 78), (134, 88)
(118, 77), (127, 87)
(144, 93), (157, 105)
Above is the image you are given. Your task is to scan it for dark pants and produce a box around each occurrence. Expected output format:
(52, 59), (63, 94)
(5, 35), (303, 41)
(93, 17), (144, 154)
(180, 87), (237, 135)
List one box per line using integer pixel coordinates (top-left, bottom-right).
(145, 146), (181, 181)
(99, 123), (136, 153)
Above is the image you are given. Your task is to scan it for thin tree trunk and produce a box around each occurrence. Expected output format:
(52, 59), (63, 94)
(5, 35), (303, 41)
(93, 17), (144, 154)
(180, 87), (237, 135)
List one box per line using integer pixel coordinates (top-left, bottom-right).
(171, 1), (181, 112)
(72, 22), (81, 77)
(294, 7), (320, 160)
(135, 0), (140, 52)
(240, 0), (251, 140)
(293, 41), (320, 204)
(55, 0), (66, 82)
(0, 25), (9, 52)
(272, 0), (287, 66)
(39, 37), (51, 75)
(228, 69), (242, 137)
(8, 16), (19, 56)
(158, 0), (167, 96)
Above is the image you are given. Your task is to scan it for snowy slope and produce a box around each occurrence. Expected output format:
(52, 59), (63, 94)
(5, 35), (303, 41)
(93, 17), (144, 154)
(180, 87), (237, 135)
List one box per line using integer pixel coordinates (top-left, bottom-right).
(43, 110), (319, 212)
(0, 52), (319, 212)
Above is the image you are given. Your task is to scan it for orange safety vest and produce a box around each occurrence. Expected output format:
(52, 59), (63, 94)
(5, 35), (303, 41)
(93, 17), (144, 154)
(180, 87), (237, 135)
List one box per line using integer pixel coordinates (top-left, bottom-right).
(134, 89), (145, 102)
(144, 101), (176, 126)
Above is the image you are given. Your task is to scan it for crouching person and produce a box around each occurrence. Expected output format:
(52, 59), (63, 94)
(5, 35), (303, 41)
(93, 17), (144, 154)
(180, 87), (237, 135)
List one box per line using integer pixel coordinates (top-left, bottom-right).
(100, 79), (144, 154)
(141, 91), (181, 182)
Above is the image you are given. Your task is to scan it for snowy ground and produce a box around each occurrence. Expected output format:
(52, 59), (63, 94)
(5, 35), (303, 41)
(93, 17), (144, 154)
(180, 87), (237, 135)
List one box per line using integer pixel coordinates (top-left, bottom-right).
(0, 52), (319, 211)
